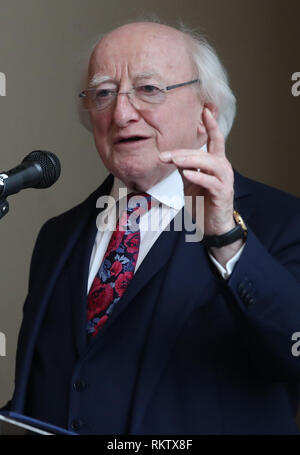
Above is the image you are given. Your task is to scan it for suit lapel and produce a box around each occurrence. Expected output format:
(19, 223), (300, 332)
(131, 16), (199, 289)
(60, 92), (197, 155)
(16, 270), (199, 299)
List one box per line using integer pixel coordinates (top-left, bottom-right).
(25, 175), (114, 339)
(70, 212), (98, 356)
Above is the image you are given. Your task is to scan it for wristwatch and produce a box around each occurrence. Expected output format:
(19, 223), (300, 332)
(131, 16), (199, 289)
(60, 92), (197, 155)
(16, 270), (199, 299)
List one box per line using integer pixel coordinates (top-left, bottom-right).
(202, 210), (248, 248)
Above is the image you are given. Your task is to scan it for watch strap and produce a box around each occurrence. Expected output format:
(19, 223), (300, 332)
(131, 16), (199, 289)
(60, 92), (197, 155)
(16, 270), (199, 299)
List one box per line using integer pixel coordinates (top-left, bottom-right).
(202, 210), (247, 248)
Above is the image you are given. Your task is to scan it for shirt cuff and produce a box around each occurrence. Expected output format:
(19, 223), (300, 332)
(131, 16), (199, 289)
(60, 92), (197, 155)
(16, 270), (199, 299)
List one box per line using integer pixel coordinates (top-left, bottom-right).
(208, 244), (246, 279)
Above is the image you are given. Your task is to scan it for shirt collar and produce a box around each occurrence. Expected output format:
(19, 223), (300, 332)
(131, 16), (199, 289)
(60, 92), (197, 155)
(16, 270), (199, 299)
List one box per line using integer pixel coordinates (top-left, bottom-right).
(146, 170), (184, 210)
(107, 169), (184, 211)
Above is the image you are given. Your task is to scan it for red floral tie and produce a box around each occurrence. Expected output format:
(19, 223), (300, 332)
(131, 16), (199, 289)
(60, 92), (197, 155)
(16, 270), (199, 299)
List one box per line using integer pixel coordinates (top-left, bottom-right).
(86, 193), (152, 336)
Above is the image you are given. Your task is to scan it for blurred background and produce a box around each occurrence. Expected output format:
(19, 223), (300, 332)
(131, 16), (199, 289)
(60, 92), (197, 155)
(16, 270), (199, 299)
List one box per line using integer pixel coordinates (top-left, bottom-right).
(0, 0), (299, 415)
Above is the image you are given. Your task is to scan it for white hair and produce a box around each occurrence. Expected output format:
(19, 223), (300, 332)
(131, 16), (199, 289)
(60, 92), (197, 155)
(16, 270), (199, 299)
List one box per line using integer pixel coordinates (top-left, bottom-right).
(79, 19), (236, 139)
(179, 24), (236, 139)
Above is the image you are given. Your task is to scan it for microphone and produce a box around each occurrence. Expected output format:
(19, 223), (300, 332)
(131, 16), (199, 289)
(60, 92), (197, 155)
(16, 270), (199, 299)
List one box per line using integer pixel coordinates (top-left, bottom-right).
(0, 151), (61, 199)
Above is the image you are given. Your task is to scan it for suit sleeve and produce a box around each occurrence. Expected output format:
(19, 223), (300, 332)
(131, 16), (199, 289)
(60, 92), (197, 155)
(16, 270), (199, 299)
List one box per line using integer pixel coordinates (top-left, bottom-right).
(225, 209), (300, 382)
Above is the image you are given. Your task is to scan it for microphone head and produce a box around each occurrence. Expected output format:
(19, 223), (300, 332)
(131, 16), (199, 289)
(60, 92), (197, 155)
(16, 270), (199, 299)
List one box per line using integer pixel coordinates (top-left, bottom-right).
(22, 150), (61, 188)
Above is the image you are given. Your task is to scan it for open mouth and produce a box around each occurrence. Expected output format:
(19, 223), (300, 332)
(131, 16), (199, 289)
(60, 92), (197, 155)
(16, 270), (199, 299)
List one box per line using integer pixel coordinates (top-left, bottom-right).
(115, 136), (148, 144)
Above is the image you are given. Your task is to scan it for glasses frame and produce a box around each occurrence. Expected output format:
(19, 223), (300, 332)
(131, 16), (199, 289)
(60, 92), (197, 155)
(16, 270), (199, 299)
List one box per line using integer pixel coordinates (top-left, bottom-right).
(79, 78), (200, 111)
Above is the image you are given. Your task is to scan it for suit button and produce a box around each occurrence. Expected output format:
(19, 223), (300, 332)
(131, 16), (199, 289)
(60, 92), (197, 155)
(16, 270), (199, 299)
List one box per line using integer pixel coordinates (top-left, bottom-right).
(237, 282), (245, 294)
(73, 379), (86, 391)
(238, 287), (248, 300)
(243, 292), (252, 301)
(247, 297), (256, 306)
(237, 282), (251, 299)
(70, 419), (84, 431)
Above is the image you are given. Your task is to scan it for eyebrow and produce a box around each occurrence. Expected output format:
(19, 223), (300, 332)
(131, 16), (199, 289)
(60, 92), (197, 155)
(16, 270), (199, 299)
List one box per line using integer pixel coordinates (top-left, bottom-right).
(89, 72), (164, 88)
(89, 74), (112, 87)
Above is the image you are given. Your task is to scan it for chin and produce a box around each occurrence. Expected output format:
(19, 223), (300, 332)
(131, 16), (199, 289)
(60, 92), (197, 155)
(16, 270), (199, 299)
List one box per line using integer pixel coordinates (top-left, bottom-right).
(118, 170), (151, 187)
(114, 168), (155, 191)
(113, 159), (152, 179)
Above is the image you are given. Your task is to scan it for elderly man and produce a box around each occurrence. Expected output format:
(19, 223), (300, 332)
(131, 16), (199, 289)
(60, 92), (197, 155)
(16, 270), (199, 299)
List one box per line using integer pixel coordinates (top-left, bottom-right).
(6, 21), (300, 434)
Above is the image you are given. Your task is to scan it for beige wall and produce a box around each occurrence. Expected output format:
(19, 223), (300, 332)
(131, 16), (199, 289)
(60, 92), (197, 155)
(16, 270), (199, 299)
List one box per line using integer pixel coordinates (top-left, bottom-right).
(0, 0), (299, 411)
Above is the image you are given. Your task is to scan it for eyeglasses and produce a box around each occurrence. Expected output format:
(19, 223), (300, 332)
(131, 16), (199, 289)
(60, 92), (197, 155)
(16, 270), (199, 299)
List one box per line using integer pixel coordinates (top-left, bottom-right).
(79, 79), (200, 111)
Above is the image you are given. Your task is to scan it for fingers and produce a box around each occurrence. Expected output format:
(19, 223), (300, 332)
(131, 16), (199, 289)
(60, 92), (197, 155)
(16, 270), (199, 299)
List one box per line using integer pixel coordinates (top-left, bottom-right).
(182, 169), (222, 196)
(159, 149), (232, 185)
(202, 108), (225, 157)
(174, 153), (222, 183)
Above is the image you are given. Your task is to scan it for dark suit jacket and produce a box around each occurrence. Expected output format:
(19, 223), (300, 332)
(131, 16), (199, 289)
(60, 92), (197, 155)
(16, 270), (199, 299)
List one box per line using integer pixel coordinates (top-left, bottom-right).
(7, 171), (300, 434)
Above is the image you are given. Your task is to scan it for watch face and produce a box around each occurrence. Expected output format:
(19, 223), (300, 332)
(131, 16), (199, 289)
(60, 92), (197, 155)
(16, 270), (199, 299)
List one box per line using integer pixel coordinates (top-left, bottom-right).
(234, 210), (248, 233)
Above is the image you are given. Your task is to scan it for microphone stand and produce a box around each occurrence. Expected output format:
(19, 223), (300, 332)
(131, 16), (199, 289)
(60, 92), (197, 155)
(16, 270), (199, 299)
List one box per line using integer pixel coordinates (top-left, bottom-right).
(0, 198), (9, 220)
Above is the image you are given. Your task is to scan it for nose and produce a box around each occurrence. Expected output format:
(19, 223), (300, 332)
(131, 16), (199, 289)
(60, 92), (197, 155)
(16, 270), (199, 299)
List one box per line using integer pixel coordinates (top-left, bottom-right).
(112, 92), (141, 128)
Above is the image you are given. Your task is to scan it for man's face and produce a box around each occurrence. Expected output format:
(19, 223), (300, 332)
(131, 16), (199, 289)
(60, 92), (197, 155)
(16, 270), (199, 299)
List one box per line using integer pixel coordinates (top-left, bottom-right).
(88, 23), (207, 190)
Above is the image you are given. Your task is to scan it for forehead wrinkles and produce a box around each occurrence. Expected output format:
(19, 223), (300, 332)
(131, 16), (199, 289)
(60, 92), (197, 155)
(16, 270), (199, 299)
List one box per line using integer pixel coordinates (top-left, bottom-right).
(89, 31), (193, 82)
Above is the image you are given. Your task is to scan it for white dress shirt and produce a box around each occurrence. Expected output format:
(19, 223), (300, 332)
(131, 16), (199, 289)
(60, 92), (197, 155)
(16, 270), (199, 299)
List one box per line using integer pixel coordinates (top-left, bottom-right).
(88, 170), (244, 292)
